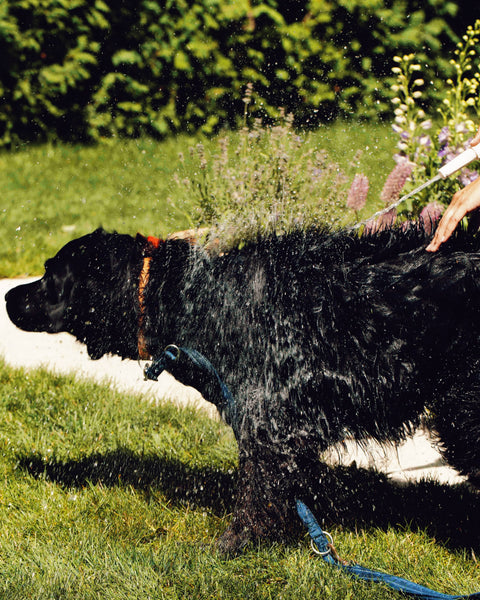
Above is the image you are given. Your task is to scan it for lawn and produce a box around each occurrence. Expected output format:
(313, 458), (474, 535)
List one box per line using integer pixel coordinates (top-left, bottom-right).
(0, 121), (396, 277)
(1, 122), (479, 598)
(0, 361), (478, 600)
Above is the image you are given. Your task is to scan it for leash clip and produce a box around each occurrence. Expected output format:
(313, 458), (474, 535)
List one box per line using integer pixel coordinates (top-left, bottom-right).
(143, 344), (182, 381)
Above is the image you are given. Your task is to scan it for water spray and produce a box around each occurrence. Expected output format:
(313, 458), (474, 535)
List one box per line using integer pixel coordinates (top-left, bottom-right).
(352, 142), (480, 230)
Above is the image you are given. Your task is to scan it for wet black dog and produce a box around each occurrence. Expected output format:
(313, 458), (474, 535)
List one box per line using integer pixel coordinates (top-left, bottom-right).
(6, 226), (480, 553)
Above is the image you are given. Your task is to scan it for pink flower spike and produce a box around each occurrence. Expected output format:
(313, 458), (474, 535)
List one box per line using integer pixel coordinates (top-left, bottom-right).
(364, 208), (397, 234)
(380, 160), (414, 205)
(419, 202), (444, 234)
(377, 207), (397, 230)
(346, 174), (369, 211)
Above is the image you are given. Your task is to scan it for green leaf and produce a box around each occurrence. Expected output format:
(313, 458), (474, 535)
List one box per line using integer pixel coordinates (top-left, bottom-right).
(174, 50), (190, 70)
(112, 50), (143, 67)
(117, 101), (142, 112)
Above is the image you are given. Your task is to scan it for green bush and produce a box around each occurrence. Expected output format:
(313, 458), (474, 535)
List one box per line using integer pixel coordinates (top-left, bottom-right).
(0, 0), (109, 145)
(0, 0), (468, 145)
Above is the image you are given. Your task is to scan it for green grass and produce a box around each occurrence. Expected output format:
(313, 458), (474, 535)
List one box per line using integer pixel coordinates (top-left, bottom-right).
(0, 359), (479, 599)
(0, 122), (396, 277)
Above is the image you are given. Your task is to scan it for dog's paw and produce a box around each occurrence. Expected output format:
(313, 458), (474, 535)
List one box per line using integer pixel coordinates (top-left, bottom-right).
(215, 523), (252, 556)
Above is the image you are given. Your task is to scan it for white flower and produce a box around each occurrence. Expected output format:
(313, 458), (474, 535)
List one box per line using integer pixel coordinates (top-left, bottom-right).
(420, 119), (432, 130)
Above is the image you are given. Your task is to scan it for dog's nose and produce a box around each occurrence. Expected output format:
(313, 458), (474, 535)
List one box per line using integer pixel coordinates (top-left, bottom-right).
(5, 286), (20, 321)
(5, 287), (15, 310)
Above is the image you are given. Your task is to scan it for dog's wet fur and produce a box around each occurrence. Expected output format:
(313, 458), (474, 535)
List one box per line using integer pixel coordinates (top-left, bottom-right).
(6, 226), (480, 553)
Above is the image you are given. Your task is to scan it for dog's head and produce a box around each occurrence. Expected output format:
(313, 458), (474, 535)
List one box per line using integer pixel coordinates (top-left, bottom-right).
(5, 228), (142, 359)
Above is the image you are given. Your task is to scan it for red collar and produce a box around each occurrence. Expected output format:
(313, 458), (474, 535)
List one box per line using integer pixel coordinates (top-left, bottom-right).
(138, 236), (162, 359)
(146, 236), (161, 249)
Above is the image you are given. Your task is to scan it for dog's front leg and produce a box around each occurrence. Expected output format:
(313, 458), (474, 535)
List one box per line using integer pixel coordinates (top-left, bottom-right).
(217, 431), (323, 555)
(216, 448), (293, 555)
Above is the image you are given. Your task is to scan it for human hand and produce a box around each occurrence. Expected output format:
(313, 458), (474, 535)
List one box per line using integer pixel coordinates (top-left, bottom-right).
(426, 127), (480, 252)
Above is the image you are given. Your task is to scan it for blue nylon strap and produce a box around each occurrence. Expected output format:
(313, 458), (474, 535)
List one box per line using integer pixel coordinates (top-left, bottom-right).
(296, 500), (480, 600)
(144, 346), (237, 430)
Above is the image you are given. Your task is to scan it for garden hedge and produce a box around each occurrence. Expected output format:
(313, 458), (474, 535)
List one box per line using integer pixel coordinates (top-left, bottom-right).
(0, 0), (470, 145)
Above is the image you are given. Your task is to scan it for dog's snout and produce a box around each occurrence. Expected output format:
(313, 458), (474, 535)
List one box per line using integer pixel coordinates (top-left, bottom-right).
(5, 280), (57, 332)
(5, 286), (19, 319)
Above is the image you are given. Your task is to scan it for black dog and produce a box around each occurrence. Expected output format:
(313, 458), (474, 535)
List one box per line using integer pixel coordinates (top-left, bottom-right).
(5, 226), (480, 553)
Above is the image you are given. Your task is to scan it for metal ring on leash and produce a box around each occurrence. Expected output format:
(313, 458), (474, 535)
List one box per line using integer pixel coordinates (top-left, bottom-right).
(310, 531), (334, 556)
(163, 344), (181, 360)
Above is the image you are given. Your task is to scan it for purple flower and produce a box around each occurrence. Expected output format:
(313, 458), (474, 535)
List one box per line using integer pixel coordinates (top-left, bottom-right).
(438, 145), (451, 159)
(458, 169), (479, 187)
(346, 174), (369, 211)
(455, 122), (469, 134)
(438, 126), (450, 145)
(380, 160), (413, 205)
(417, 135), (432, 148)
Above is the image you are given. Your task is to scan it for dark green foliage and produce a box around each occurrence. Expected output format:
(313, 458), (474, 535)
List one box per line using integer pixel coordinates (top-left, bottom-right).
(0, 0), (109, 144)
(0, 0), (467, 145)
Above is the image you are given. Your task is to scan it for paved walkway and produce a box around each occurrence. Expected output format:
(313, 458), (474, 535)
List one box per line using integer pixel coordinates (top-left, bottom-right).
(0, 277), (465, 485)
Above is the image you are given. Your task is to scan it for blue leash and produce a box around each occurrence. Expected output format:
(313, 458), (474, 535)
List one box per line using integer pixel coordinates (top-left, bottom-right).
(144, 346), (479, 599)
(297, 500), (480, 599)
(144, 345), (237, 430)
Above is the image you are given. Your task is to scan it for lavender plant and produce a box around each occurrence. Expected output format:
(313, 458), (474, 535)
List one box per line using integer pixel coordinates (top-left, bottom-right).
(171, 87), (353, 251)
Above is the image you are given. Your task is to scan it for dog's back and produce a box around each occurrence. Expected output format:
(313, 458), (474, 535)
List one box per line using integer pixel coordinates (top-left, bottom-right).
(173, 226), (480, 448)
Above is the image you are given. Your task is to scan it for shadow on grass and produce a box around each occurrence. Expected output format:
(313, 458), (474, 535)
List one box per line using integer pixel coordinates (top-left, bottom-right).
(314, 464), (480, 552)
(17, 449), (480, 551)
(17, 448), (237, 515)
